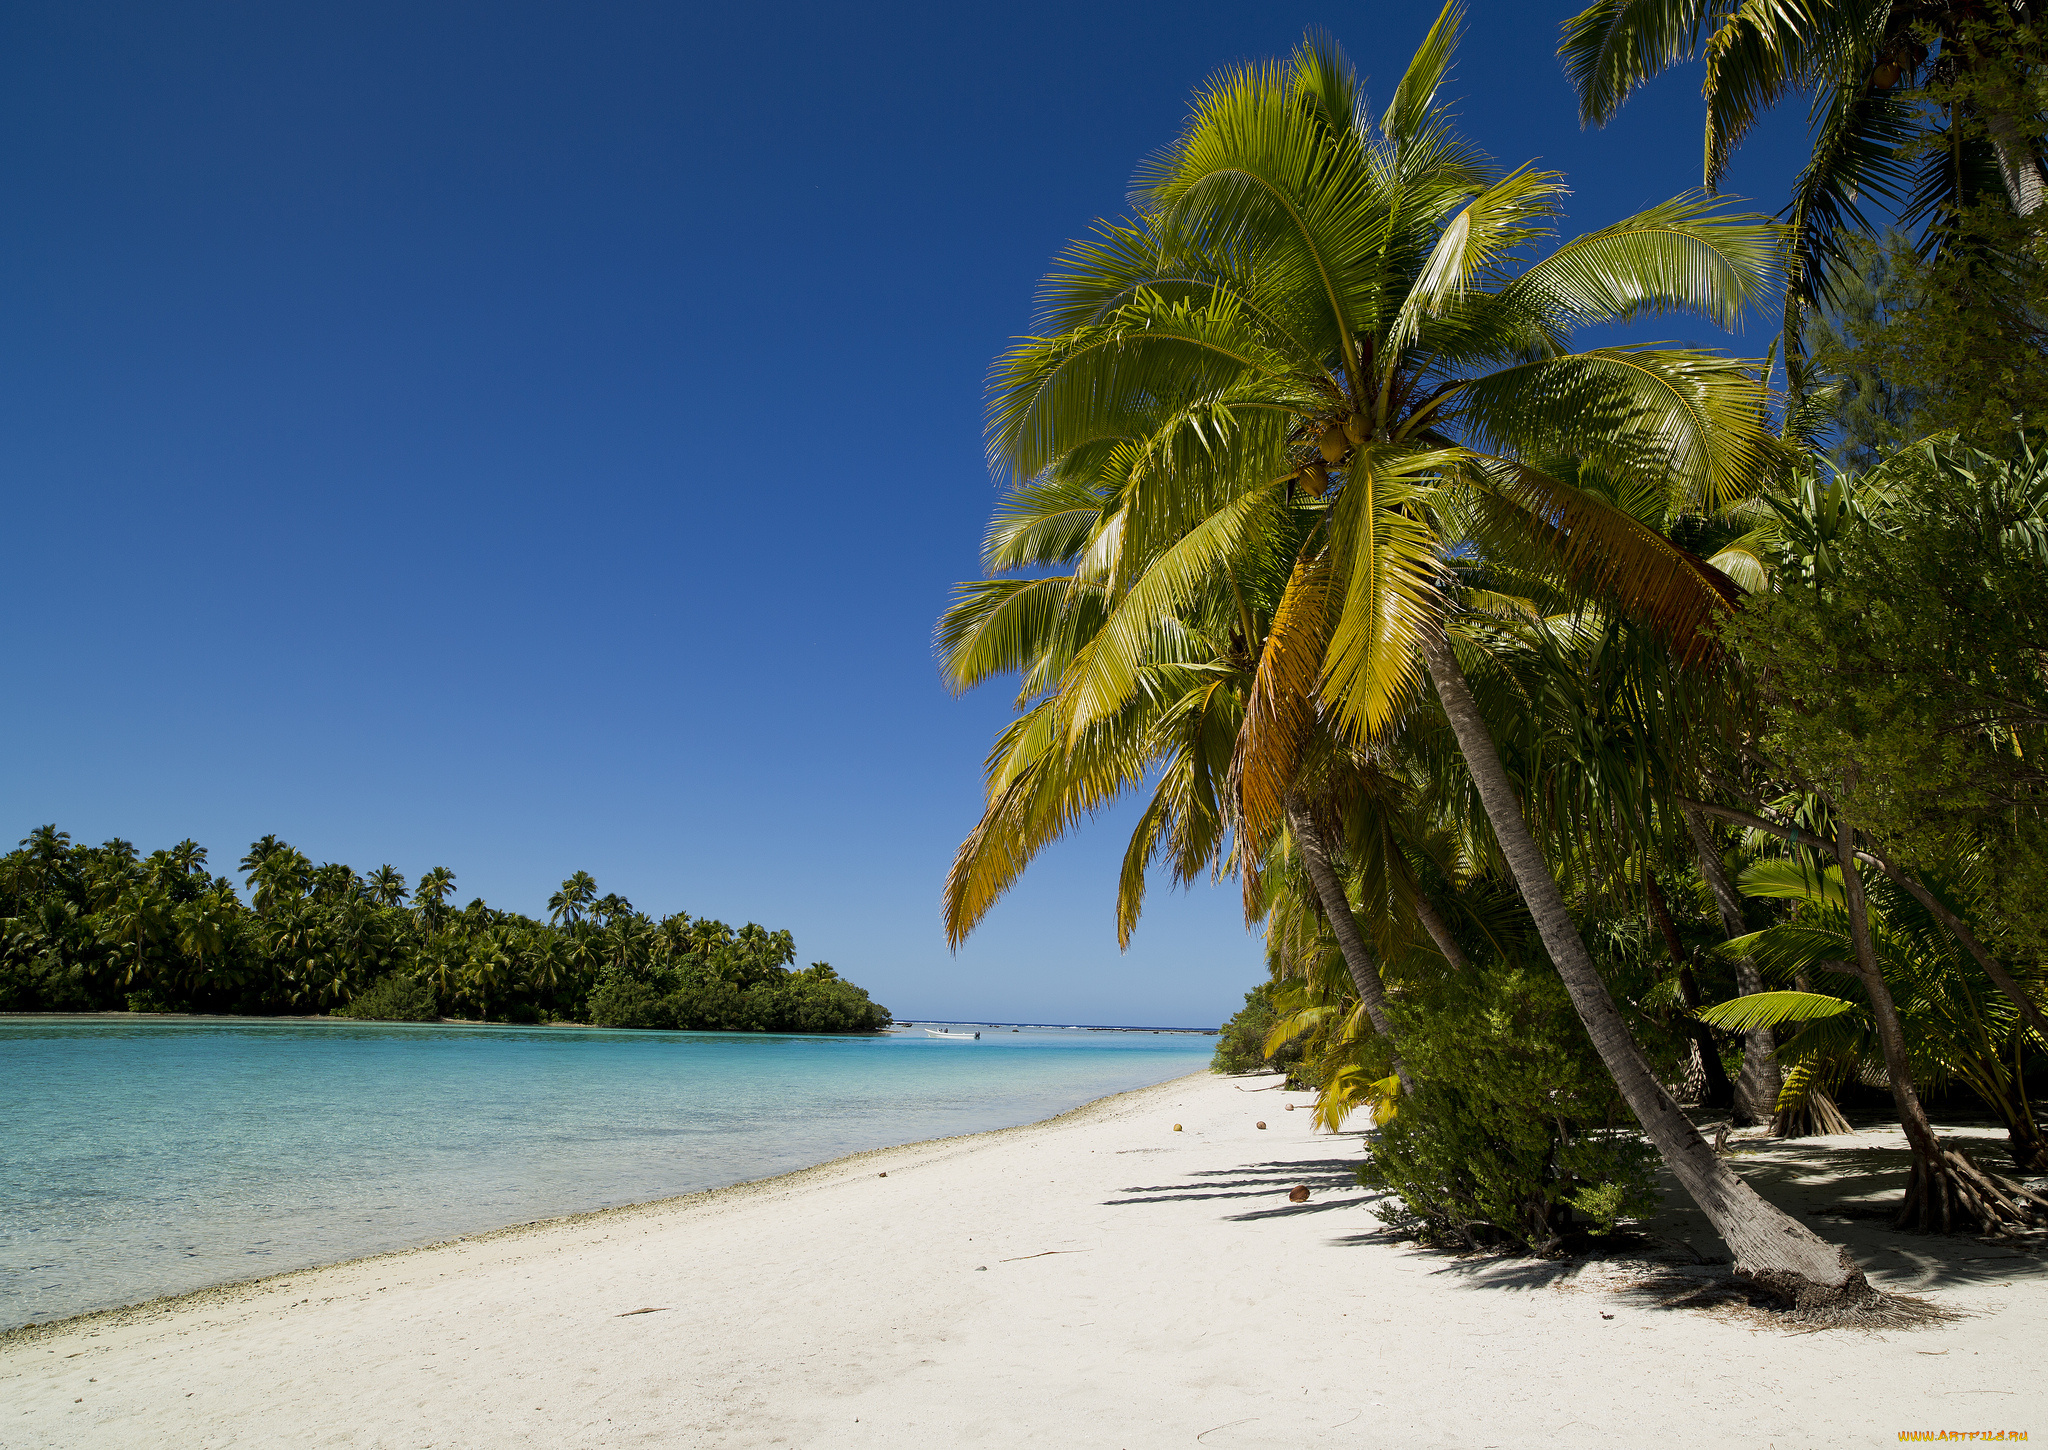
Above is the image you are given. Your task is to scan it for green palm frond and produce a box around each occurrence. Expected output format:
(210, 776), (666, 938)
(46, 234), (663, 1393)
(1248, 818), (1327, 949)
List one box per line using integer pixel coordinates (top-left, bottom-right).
(1064, 484), (1283, 739)
(1318, 448), (1452, 742)
(982, 469), (1115, 572)
(1495, 192), (1785, 332)
(1700, 1), (1859, 190)
(937, 576), (1084, 695)
(1449, 347), (1783, 511)
(1697, 987), (1853, 1032)
(1559, 0), (1719, 127)
(1383, 1), (1465, 148)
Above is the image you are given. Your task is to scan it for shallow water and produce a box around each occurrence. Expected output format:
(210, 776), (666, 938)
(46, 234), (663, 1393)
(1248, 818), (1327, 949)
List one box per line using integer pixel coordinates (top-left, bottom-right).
(0, 1016), (1212, 1327)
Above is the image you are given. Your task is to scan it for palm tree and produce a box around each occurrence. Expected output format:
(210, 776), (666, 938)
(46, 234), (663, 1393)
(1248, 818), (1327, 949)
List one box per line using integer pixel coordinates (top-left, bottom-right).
(247, 847), (312, 916)
(460, 931), (513, 1021)
(548, 871), (597, 927)
(939, 493), (1413, 1069)
(971, 8), (1868, 1302)
(172, 887), (236, 996)
(365, 866), (409, 909)
(413, 866), (456, 917)
(238, 834), (286, 885)
(101, 885), (172, 989)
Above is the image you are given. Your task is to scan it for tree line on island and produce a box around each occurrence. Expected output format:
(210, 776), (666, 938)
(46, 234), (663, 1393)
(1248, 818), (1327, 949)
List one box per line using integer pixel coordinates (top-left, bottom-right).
(0, 831), (891, 1033)
(941, 2), (2048, 1311)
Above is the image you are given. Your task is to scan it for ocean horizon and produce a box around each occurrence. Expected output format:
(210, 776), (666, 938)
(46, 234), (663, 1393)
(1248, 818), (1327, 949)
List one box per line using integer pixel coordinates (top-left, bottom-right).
(0, 1016), (1215, 1328)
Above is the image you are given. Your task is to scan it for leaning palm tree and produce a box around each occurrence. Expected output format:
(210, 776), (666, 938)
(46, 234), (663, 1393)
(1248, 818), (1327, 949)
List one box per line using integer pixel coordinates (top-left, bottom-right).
(972, 7), (1871, 1302)
(938, 458), (1416, 1065)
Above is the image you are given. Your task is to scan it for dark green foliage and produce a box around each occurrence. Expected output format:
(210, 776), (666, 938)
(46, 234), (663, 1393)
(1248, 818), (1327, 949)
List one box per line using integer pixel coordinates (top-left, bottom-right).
(1723, 439), (2048, 963)
(1358, 966), (1661, 1257)
(1802, 232), (1925, 470)
(0, 827), (891, 1033)
(1211, 983), (1286, 1074)
(332, 972), (438, 1022)
(1815, 206), (2047, 457)
(587, 958), (891, 1035)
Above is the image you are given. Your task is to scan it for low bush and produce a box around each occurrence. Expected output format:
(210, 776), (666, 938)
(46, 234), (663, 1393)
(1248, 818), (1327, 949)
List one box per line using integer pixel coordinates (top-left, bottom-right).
(1358, 966), (1661, 1257)
(1212, 984), (1288, 1073)
(587, 965), (891, 1034)
(333, 972), (438, 1022)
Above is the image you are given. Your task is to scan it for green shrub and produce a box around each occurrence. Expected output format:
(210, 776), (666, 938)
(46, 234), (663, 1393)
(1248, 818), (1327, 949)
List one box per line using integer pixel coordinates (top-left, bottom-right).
(588, 967), (891, 1034)
(1212, 984), (1283, 1073)
(1358, 966), (1661, 1256)
(783, 977), (892, 1033)
(125, 989), (176, 1013)
(333, 972), (438, 1022)
(586, 977), (670, 1028)
(0, 957), (97, 1012)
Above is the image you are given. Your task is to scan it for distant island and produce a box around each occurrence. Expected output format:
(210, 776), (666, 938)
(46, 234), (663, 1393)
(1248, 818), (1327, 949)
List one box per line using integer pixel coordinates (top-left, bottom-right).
(0, 825), (891, 1033)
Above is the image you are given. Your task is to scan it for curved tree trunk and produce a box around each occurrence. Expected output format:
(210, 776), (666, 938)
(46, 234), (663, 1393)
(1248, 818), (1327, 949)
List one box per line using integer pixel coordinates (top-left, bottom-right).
(1644, 873), (1734, 1111)
(1675, 797), (2048, 1057)
(1834, 819), (2047, 1233)
(1681, 806), (1782, 1126)
(1285, 791), (1413, 1093)
(1410, 887), (1468, 971)
(1420, 628), (1870, 1306)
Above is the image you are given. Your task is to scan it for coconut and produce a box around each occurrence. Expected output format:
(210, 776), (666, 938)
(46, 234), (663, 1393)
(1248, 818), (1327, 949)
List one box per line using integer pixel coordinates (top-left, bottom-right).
(1344, 413), (1370, 446)
(1317, 424), (1347, 463)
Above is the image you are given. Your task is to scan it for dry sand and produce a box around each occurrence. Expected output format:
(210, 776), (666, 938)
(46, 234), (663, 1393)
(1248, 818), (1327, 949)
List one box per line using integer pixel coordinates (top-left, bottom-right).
(3, 1069), (2043, 1448)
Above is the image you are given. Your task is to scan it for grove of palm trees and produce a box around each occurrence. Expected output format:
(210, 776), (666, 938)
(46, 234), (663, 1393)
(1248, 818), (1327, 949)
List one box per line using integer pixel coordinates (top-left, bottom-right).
(940, 2), (2048, 1311)
(0, 827), (892, 1033)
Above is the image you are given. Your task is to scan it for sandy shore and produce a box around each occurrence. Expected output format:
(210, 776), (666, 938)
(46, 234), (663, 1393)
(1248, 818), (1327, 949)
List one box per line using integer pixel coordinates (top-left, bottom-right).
(4, 1069), (2043, 1448)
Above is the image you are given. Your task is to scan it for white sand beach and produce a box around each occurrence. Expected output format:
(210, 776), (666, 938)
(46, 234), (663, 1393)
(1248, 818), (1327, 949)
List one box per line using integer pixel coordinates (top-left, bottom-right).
(4, 1069), (2042, 1448)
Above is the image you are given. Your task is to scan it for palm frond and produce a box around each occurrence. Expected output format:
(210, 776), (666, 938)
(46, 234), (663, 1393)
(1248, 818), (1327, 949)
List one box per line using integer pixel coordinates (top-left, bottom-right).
(1559, 0), (1719, 127)
(1235, 546), (1336, 850)
(1318, 447), (1452, 742)
(1697, 987), (1853, 1032)
(1496, 192), (1785, 332)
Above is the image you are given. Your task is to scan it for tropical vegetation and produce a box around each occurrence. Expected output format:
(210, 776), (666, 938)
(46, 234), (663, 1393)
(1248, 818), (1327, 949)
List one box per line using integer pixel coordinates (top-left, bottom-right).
(941, 1), (2048, 1307)
(0, 828), (891, 1033)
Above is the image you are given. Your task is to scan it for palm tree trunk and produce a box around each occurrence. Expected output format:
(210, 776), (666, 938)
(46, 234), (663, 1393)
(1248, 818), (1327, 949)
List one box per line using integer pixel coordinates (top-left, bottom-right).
(1285, 790), (1413, 1093)
(1681, 806), (1782, 1126)
(1675, 797), (2048, 1051)
(1644, 873), (1734, 1111)
(1410, 888), (1468, 971)
(1985, 111), (2046, 217)
(1420, 627), (1868, 1305)
(1834, 820), (1946, 1222)
(1834, 818), (2046, 1231)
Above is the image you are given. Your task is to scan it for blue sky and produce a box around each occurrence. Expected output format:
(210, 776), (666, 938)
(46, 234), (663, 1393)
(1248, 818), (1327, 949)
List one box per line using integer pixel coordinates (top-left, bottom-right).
(0, 2), (1813, 1026)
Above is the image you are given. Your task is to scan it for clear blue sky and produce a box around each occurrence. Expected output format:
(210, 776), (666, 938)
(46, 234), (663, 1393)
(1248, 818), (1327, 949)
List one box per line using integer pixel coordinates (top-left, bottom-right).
(0, 2), (1811, 1026)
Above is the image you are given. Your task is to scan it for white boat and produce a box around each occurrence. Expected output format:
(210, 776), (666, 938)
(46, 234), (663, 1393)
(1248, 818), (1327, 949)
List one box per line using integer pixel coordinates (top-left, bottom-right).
(924, 1027), (981, 1040)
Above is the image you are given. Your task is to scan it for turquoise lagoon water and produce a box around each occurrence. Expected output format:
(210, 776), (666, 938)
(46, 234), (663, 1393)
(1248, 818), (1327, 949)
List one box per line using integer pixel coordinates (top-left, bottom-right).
(0, 1017), (1213, 1328)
